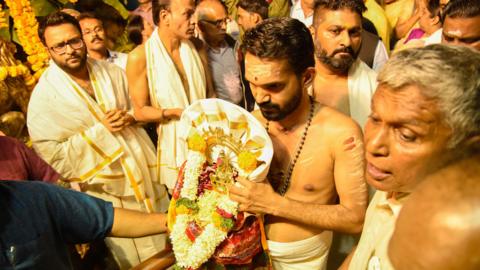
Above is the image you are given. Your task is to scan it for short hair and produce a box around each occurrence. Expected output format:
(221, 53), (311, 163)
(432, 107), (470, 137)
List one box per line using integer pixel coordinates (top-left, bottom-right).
(313, 0), (366, 22)
(77, 11), (102, 22)
(426, 0), (441, 18)
(152, 0), (171, 26)
(377, 44), (480, 148)
(243, 17), (314, 75)
(442, 0), (480, 22)
(236, 0), (269, 20)
(38, 11), (82, 45)
(127, 15), (145, 45)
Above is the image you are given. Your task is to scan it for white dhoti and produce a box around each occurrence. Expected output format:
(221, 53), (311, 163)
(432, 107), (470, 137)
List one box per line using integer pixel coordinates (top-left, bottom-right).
(268, 231), (333, 270)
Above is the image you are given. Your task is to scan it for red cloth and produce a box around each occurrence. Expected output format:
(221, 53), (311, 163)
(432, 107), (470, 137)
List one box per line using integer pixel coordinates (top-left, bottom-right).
(0, 136), (59, 182)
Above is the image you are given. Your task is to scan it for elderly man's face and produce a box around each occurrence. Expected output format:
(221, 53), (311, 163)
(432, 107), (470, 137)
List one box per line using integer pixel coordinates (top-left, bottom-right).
(364, 85), (453, 193)
(442, 16), (480, 51)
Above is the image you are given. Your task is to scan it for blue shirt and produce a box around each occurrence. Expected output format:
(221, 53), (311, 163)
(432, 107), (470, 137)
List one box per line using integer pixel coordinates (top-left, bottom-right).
(0, 181), (114, 269)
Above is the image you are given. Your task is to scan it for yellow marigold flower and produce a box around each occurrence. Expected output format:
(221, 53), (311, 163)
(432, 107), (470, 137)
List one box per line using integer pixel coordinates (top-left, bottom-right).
(7, 66), (18, 77)
(212, 212), (223, 228)
(176, 205), (190, 215)
(0, 67), (8, 81)
(238, 151), (258, 172)
(188, 132), (207, 153)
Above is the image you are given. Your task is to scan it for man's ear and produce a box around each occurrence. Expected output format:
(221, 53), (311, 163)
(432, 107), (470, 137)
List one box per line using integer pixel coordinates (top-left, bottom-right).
(159, 9), (170, 26)
(302, 67), (316, 86)
(253, 13), (262, 25)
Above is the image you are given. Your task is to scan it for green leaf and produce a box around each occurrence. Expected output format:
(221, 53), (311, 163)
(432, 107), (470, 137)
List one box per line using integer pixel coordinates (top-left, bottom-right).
(0, 9), (11, 41)
(102, 0), (130, 19)
(31, 0), (58, 17)
(220, 217), (234, 230)
(176, 198), (199, 211)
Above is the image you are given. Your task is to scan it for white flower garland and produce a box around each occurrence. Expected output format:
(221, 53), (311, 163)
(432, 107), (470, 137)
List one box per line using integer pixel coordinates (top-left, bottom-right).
(171, 150), (240, 269)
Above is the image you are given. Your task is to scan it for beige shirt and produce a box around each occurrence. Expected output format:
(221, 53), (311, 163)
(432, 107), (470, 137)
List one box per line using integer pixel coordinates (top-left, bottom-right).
(349, 191), (408, 270)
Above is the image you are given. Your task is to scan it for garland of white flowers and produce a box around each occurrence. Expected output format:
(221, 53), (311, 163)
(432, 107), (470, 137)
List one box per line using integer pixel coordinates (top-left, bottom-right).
(171, 150), (239, 269)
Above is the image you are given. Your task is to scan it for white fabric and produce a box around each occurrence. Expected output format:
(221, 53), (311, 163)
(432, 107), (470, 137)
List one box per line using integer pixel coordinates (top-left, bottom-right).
(145, 28), (207, 189)
(424, 28), (442, 46)
(290, 0), (313, 27)
(178, 99), (273, 182)
(28, 58), (170, 267)
(28, 59), (169, 213)
(372, 41), (389, 72)
(268, 231), (333, 270)
(348, 59), (378, 129)
(107, 50), (128, 70)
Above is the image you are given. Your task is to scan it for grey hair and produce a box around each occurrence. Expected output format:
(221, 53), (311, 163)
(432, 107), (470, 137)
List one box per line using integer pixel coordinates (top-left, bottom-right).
(378, 44), (480, 148)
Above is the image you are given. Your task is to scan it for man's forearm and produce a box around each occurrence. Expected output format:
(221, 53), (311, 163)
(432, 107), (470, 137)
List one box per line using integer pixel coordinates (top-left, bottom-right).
(110, 208), (167, 238)
(274, 197), (365, 234)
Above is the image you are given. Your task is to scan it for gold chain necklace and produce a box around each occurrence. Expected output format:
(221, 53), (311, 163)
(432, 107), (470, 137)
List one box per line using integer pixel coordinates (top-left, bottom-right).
(266, 97), (315, 196)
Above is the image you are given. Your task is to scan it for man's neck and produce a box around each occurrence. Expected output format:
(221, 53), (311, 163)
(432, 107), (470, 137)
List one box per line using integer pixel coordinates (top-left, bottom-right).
(315, 64), (348, 82)
(69, 66), (90, 82)
(206, 37), (225, 50)
(158, 27), (182, 54)
(88, 48), (109, 60)
(271, 94), (312, 133)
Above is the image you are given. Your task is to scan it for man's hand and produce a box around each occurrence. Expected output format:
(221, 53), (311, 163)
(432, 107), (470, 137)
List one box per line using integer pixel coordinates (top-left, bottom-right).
(101, 109), (134, 132)
(163, 108), (183, 121)
(228, 177), (280, 215)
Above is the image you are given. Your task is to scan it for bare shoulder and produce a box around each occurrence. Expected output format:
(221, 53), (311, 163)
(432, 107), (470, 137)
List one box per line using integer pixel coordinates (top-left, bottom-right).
(127, 44), (146, 68)
(313, 104), (362, 136)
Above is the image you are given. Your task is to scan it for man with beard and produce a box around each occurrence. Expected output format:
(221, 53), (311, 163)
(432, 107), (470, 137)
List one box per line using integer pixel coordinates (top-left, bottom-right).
(128, 0), (214, 191)
(27, 11), (170, 268)
(196, 0), (245, 107)
(229, 17), (368, 270)
(78, 12), (128, 69)
(312, 0), (377, 129)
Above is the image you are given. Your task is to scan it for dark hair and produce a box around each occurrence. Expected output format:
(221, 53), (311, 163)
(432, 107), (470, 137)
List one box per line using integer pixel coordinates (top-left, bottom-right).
(127, 15), (145, 45)
(38, 11), (82, 45)
(243, 17), (314, 75)
(77, 11), (102, 22)
(152, 0), (171, 26)
(236, 0), (269, 20)
(314, 0), (366, 23)
(426, 0), (441, 18)
(442, 0), (480, 22)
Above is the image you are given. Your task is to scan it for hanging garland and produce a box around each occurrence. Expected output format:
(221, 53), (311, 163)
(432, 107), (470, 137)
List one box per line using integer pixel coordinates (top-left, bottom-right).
(5, 0), (49, 80)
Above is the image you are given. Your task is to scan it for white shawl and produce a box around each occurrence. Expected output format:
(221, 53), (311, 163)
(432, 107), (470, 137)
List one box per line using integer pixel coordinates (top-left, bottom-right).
(348, 59), (378, 129)
(145, 29), (207, 189)
(28, 59), (168, 212)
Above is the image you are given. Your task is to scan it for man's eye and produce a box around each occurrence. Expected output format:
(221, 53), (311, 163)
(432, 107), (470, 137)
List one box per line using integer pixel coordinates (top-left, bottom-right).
(330, 29), (340, 35)
(399, 129), (417, 142)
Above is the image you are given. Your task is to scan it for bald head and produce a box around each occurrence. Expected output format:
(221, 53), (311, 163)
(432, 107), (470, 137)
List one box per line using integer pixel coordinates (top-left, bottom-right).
(196, 0), (228, 47)
(196, 0), (227, 21)
(389, 155), (480, 270)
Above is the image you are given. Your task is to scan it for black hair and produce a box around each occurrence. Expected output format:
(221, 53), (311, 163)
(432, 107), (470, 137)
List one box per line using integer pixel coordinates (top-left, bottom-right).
(442, 0), (480, 23)
(313, 0), (366, 24)
(127, 15), (145, 45)
(243, 17), (314, 75)
(236, 0), (269, 20)
(38, 11), (82, 45)
(152, 0), (171, 26)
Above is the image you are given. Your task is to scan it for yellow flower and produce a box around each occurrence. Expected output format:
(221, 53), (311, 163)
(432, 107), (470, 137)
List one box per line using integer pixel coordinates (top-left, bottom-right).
(0, 67), (7, 81)
(187, 132), (207, 153)
(238, 151), (258, 172)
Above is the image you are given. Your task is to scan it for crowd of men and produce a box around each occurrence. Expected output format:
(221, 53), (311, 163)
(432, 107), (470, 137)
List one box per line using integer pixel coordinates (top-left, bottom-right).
(0, 0), (479, 269)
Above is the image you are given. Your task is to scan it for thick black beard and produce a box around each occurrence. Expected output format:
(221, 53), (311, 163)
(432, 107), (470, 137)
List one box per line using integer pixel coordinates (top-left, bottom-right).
(55, 54), (87, 75)
(259, 90), (302, 121)
(315, 46), (357, 75)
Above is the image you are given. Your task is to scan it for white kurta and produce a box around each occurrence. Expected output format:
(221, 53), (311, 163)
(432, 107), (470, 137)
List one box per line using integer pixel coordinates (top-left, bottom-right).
(27, 59), (169, 268)
(145, 29), (207, 190)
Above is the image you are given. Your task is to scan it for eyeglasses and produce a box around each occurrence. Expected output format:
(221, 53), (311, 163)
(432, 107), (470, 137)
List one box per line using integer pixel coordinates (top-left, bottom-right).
(201, 17), (230, 28)
(49, 38), (84, 55)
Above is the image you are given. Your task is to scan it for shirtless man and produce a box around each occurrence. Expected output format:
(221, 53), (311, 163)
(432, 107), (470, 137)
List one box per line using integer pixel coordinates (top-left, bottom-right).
(127, 0), (213, 190)
(229, 17), (368, 270)
(311, 0), (377, 129)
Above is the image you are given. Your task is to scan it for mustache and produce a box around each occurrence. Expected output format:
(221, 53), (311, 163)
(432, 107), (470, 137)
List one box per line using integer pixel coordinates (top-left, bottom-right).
(331, 46), (354, 56)
(258, 101), (280, 111)
(91, 37), (104, 43)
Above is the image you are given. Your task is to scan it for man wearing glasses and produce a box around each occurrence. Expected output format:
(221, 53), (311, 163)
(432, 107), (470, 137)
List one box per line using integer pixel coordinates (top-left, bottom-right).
(27, 11), (170, 268)
(196, 0), (245, 108)
(78, 12), (128, 70)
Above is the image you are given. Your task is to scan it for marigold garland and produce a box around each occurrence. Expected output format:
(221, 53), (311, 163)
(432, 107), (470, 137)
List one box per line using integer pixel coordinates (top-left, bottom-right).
(0, 4), (8, 29)
(5, 0), (49, 80)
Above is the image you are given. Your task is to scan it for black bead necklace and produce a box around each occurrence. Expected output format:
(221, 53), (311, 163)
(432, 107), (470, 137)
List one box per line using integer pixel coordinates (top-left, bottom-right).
(266, 97), (315, 196)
